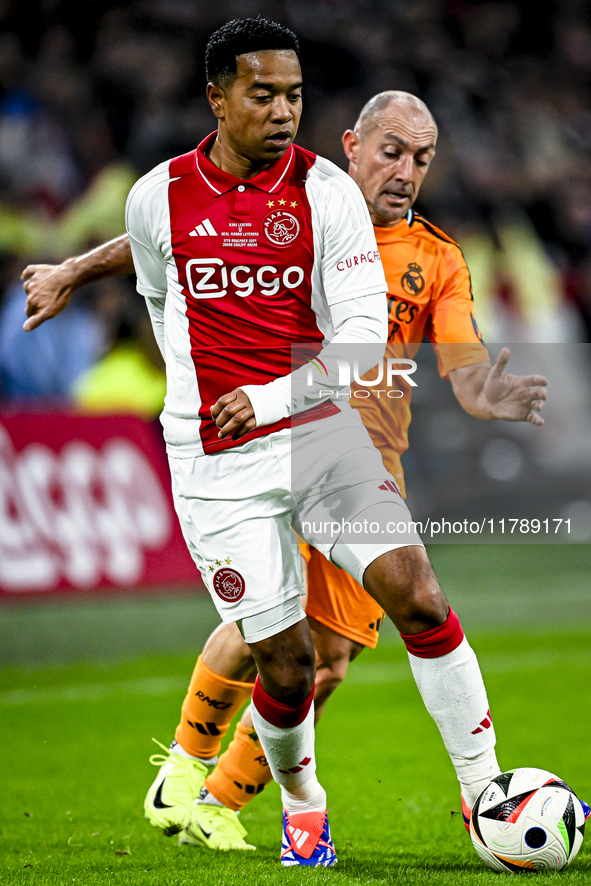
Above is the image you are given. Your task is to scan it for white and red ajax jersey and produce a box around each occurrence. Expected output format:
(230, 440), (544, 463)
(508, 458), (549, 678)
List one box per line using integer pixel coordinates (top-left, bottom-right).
(125, 132), (386, 456)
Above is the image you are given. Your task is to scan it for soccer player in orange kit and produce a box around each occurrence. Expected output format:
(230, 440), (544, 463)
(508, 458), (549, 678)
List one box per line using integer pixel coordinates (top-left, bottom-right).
(21, 88), (550, 853)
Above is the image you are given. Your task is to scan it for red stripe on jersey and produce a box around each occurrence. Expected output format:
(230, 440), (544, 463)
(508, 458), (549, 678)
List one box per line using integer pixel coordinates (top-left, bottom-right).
(167, 135), (338, 454)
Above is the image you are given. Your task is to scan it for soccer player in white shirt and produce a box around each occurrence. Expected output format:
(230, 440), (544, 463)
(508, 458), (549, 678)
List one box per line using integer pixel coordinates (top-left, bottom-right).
(23, 18), (503, 867)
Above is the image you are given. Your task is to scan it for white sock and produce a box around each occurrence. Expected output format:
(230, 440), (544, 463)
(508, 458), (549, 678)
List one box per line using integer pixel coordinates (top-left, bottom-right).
(196, 788), (224, 808)
(251, 702), (319, 803)
(169, 739), (217, 767)
(281, 777), (326, 816)
(408, 636), (500, 806)
(453, 753), (501, 807)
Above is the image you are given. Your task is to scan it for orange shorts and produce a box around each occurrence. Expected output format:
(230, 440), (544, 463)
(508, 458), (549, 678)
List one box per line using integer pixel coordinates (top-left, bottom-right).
(300, 543), (385, 649)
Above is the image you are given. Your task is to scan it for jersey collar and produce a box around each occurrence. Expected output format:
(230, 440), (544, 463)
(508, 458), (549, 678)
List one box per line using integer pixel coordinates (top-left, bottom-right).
(373, 211), (412, 241)
(194, 131), (295, 196)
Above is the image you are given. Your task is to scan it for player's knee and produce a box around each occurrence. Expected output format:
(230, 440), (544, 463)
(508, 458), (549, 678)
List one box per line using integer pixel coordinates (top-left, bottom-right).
(249, 622), (316, 706)
(258, 659), (315, 707)
(364, 545), (448, 634)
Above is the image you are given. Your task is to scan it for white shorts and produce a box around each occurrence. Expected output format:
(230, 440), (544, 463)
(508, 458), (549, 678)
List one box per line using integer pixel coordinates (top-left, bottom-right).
(169, 408), (422, 642)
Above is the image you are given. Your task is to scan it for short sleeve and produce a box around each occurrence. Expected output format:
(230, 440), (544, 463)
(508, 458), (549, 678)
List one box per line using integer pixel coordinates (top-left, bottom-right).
(427, 244), (489, 377)
(125, 164), (169, 298)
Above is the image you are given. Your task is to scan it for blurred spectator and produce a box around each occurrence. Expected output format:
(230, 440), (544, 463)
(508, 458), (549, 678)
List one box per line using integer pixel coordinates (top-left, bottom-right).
(445, 207), (585, 343)
(73, 289), (166, 419)
(0, 271), (103, 403)
(57, 161), (138, 255)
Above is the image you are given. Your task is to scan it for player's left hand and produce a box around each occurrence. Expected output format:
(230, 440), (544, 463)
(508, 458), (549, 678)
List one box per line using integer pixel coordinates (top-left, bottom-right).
(211, 389), (257, 439)
(481, 347), (548, 425)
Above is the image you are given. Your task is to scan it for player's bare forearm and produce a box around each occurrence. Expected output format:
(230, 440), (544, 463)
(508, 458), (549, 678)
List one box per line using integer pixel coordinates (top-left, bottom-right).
(449, 348), (548, 425)
(21, 234), (134, 331)
(211, 388), (257, 440)
(449, 360), (496, 420)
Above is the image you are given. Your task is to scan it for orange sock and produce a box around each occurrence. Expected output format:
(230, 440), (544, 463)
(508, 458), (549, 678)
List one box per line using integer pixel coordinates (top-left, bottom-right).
(204, 718), (274, 810)
(175, 656), (254, 759)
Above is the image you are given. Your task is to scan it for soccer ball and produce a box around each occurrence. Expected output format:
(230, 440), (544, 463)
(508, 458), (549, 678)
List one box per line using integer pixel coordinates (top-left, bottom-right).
(470, 768), (586, 872)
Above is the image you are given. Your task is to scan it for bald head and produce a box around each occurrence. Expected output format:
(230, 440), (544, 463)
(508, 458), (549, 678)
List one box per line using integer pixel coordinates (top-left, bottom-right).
(343, 91), (438, 227)
(354, 91), (437, 141)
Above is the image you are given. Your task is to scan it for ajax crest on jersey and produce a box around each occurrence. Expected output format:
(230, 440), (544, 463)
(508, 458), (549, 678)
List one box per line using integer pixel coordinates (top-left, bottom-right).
(263, 211), (300, 247)
(470, 768), (586, 872)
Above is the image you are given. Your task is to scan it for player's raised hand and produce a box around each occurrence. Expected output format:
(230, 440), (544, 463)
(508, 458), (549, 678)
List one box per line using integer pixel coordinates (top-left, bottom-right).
(211, 389), (257, 439)
(21, 263), (76, 331)
(481, 347), (548, 425)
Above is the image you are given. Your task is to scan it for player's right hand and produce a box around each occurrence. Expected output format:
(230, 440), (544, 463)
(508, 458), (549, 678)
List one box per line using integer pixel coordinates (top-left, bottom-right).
(21, 263), (75, 331)
(482, 347), (548, 425)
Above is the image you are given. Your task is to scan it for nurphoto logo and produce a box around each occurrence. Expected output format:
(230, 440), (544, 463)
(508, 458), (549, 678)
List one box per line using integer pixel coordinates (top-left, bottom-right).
(306, 357), (417, 399)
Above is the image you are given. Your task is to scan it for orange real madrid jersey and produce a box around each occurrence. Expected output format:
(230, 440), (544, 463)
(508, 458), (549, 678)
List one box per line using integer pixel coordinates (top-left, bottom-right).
(351, 209), (489, 496)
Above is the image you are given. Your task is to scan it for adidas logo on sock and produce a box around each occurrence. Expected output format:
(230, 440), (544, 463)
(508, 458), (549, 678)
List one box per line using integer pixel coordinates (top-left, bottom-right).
(189, 218), (218, 236)
(277, 756), (312, 775)
(471, 709), (492, 734)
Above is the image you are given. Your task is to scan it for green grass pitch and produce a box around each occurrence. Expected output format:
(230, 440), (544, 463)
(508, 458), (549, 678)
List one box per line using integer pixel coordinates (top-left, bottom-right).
(1, 546), (590, 885)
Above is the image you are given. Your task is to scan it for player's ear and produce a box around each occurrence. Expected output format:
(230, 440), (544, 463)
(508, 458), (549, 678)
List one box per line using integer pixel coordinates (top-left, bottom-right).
(342, 129), (360, 163)
(207, 81), (226, 120)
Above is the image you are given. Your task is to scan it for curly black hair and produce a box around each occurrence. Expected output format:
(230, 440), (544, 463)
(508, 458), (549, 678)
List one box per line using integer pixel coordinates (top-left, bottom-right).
(205, 16), (299, 86)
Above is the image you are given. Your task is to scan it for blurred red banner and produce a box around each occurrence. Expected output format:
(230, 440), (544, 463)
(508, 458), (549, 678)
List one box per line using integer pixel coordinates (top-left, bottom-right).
(0, 411), (199, 597)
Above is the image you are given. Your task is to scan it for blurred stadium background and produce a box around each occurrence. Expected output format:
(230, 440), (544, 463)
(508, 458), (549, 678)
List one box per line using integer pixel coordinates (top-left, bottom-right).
(0, 0), (590, 657)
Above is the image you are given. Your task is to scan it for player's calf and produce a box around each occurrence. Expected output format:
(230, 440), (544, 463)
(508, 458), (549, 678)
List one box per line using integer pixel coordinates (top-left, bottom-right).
(308, 616), (365, 720)
(400, 606), (501, 806)
(203, 717), (273, 810)
(364, 546), (501, 806)
(249, 631), (333, 864)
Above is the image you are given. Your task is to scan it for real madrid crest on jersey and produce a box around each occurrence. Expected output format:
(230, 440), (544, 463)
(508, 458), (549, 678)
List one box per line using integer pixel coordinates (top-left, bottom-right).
(263, 210), (300, 247)
(401, 262), (425, 296)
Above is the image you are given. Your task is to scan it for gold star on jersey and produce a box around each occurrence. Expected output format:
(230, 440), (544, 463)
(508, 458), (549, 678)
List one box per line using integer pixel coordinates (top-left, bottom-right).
(208, 555), (232, 572)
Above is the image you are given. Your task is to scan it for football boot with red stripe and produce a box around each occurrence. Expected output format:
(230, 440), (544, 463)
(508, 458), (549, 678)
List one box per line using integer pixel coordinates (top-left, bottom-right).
(280, 809), (337, 867)
(461, 794), (472, 832)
